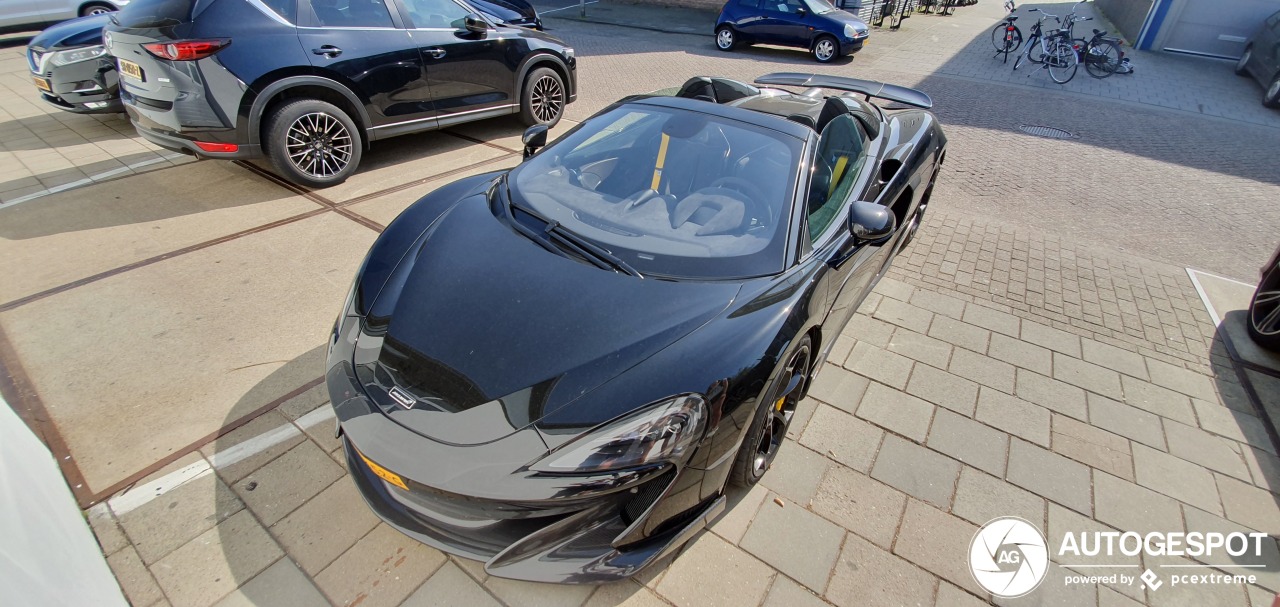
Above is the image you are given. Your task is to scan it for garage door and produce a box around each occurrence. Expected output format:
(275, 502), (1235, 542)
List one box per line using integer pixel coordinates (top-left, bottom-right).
(1158, 0), (1280, 58)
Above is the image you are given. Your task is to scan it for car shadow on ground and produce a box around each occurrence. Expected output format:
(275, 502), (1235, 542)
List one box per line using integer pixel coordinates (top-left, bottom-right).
(914, 1), (1280, 186)
(1208, 323), (1280, 575)
(0, 160), (300, 241)
(208, 344), (331, 603)
(201, 340), (710, 603)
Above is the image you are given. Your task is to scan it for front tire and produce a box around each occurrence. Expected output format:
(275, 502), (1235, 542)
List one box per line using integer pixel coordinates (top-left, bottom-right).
(812, 35), (838, 63)
(1235, 46), (1252, 76)
(1249, 260), (1280, 351)
(265, 99), (362, 189)
(716, 25), (738, 51)
(520, 67), (565, 128)
(730, 336), (812, 487)
(1264, 74), (1280, 109)
(80, 2), (115, 16)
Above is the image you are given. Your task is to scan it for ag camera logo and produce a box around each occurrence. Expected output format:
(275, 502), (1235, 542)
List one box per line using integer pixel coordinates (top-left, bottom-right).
(969, 517), (1050, 598)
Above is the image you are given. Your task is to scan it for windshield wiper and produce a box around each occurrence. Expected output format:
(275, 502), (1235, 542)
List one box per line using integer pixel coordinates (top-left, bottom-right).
(504, 191), (642, 278)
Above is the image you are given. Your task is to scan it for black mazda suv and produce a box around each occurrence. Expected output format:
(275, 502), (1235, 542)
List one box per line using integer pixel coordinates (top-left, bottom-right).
(103, 0), (575, 187)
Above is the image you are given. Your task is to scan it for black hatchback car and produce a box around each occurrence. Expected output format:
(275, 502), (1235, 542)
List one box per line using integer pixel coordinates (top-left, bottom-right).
(103, 0), (576, 187)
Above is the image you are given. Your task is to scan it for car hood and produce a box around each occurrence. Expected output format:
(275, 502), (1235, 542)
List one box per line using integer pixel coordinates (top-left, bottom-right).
(356, 194), (740, 446)
(825, 10), (868, 32)
(29, 14), (109, 51)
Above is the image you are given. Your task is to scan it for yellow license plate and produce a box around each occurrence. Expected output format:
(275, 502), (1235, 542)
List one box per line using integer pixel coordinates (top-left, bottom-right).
(118, 58), (143, 81)
(34, 76), (51, 92)
(358, 450), (408, 490)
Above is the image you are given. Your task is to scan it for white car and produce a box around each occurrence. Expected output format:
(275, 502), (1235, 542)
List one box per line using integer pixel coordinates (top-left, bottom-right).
(0, 0), (126, 34)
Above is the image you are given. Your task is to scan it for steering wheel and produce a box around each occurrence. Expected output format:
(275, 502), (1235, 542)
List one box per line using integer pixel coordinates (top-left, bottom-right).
(709, 176), (770, 220)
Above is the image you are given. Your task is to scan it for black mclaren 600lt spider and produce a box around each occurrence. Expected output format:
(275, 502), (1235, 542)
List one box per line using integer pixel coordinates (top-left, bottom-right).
(326, 72), (947, 583)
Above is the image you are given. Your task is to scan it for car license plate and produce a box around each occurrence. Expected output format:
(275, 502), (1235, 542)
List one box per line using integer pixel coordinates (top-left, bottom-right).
(33, 76), (51, 92)
(118, 58), (144, 82)
(358, 450), (408, 490)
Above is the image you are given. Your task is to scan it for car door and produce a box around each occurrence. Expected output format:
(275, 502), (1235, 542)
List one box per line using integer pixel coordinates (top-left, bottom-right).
(1265, 12), (1280, 79)
(761, 0), (812, 46)
(39, 0), (76, 22)
(399, 0), (516, 124)
(730, 0), (771, 41)
(297, 0), (435, 128)
(0, 0), (55, 30)
(807, 115), (889, 338)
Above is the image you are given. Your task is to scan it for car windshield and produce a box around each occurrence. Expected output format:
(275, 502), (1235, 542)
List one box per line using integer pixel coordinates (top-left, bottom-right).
(510, 104), (802, 279)
(804, 0), (838, 14)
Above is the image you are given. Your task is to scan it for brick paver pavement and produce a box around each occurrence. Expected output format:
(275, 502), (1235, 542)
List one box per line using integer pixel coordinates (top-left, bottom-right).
(84, 220), (1280, 606)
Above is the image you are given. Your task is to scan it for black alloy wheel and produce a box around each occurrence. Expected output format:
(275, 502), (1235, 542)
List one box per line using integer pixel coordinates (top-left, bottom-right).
(731, 336), (812, 487)
(1249, 261), (1280, 350)
(1264, 75), (1280, 109)
(265, 99), (362, 188)
(520, 67), (565, 127)
(1235, 46), (1252, 77)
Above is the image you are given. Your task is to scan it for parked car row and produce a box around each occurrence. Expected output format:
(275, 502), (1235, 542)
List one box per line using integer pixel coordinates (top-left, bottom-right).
(0, 0), (124, 34)
(23, 0), (566, 186)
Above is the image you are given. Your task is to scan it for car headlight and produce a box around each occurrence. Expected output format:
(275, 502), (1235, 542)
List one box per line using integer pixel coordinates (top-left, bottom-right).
(531, 395), (706, 473)
(844, 23), (861, 38)
(51, 45), (108, 66)
(564, 47), (574, 59)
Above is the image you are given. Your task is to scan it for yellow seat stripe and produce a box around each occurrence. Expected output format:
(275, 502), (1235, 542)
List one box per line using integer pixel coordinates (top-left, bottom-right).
(828, 155), (849, 198)
(650, 133), (670, 191)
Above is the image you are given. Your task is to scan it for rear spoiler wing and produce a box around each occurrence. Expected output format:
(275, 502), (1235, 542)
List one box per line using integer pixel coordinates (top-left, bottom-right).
(753, 73), (933, 109)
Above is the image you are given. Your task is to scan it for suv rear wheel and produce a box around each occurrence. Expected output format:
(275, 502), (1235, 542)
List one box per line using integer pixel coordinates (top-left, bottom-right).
(520, 67), (565, 128)
(265, 99), (362, 188)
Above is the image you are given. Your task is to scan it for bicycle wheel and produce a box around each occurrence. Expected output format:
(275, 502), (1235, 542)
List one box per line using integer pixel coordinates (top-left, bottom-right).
(1084, 40), (1122, 78)
(1047, 40), (1079, 83)
(991, 23), (1023, 54)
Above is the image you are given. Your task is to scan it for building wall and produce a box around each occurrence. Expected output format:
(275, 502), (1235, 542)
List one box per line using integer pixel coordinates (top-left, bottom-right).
(1150, 0), (1280, 58)
(1095, 0), (1154, 43)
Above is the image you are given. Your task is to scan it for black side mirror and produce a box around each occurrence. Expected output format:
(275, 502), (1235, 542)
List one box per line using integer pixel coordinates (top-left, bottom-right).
(796, 6), (807, 16)
(463, 14), (488, 34)
(848, 200), (895, 245)
(522, 124), (549, 159)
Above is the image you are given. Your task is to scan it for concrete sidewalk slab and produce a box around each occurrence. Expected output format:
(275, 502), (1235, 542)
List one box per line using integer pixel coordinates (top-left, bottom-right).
(444, 116), (579, 154)
(300, 134), (508, 204)
(0, 161), (317, 305)
(344, 159), (522, 227)
(0, 212), (374, 496)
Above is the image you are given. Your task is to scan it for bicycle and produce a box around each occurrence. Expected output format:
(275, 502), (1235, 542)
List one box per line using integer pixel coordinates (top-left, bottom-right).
(1056, 1), (1124, 78)
(991, 1), (1022, 63)
(1012, 8), (1078, 84)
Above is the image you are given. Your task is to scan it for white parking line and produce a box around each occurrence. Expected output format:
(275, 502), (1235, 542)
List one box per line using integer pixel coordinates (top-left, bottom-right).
(0, 153), (188, 210)
(1186, 267), (1255, 327)
(540, 1), (599, 14)
(107, 405), (337, 516)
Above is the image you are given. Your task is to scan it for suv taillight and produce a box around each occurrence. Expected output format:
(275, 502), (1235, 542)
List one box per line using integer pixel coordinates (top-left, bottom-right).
(142, 39), (230, 61)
